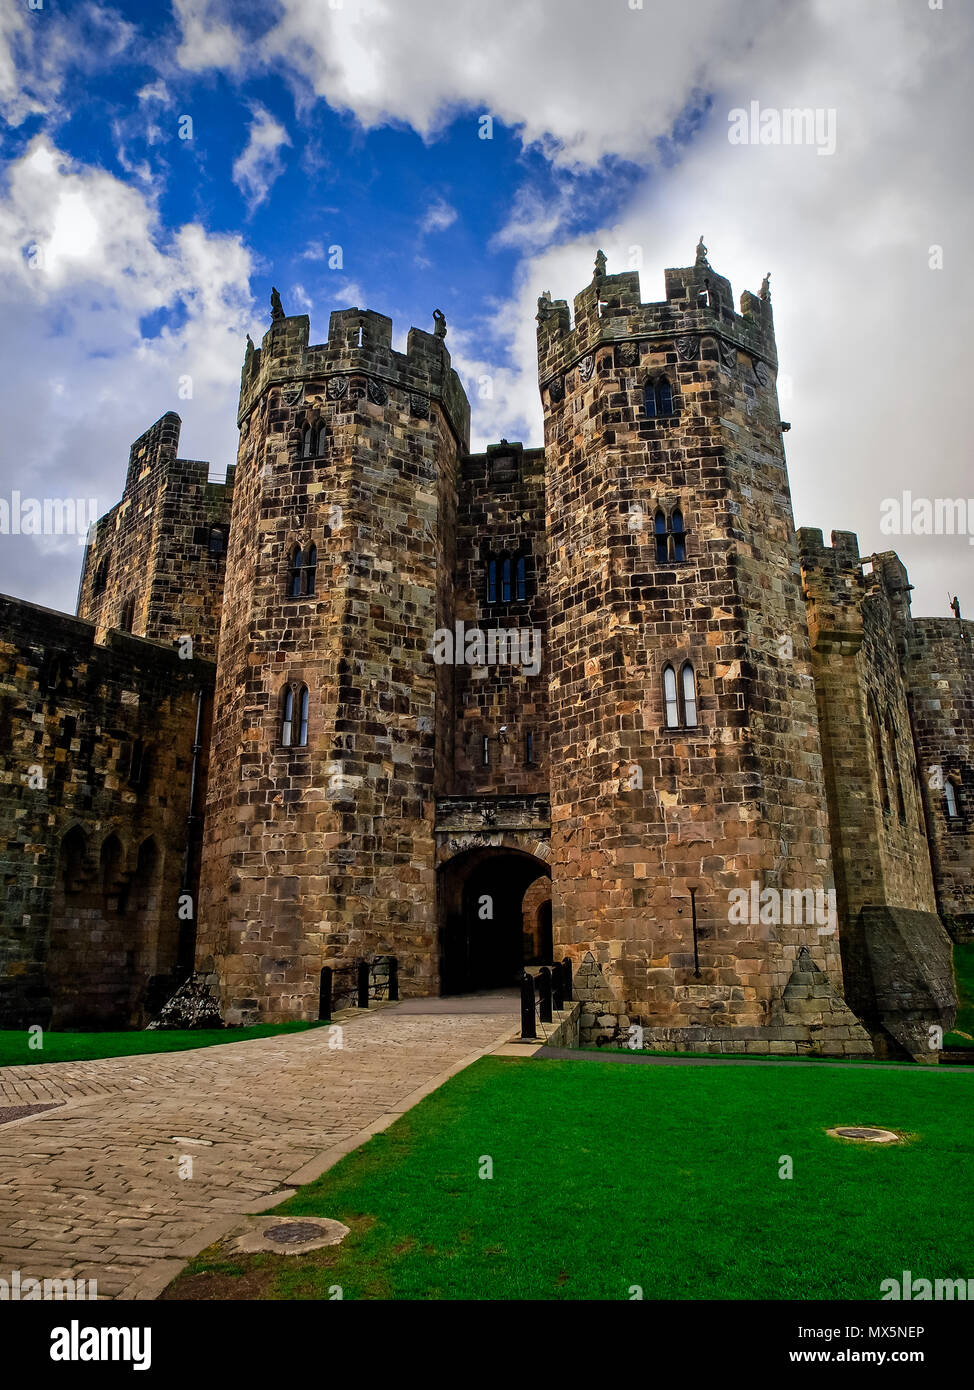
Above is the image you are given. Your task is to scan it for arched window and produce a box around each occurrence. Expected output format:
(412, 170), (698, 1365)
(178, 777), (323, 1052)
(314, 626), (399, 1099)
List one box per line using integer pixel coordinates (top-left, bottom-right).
(315, 423), (327, 456)
(287, 543), (317, 597)
(663, 664), (680, 728)
(486, 551), (530, 603)
(654, 507), (688, 564)
(288, 546), (303, 597)
(644, 377), (675, 417)
(654, 510), (668, 564)
(681, 663), (698, 726)
(119, 596), (135, 633)
(280, 683), (309, 748)
(945, 780), (959, 818)
(869, 697), (889, 812)
(93, 556), (110, 594)
(671, 509), (687, 563)
(886, 714), (906, 821)
(281, 686), (294, 745)
(297, 685), (309, 746)
(208, 526), (226, 556)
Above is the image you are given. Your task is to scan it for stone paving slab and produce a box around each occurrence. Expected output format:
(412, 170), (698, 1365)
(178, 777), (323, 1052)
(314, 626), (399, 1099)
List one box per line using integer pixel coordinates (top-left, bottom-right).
(0, 1003), (517, 1300)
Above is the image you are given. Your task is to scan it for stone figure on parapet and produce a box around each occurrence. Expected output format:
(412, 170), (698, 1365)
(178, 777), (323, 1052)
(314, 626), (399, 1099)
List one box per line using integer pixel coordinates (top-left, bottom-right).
(760, 271), (772, 301)
(433, 308), (447, 339)
(537, 290), (553, 322)
(695, 235), (708, 266)
(951, 595), (962, 621)
(594, 249), (607, 279)
(270, 286), (285, 322)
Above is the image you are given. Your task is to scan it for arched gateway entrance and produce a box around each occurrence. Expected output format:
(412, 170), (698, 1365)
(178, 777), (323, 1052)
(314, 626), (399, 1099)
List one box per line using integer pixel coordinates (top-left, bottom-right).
(438, 848), (552, 994)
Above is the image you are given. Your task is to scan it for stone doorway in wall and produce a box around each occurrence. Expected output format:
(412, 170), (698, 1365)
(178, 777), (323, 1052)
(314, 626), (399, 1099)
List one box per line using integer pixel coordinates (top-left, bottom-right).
(438, 848), (552, 995)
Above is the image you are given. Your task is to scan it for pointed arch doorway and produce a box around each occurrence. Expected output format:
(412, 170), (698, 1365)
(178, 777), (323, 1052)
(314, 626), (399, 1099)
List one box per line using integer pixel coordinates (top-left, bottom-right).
(437, 847), (552, 995)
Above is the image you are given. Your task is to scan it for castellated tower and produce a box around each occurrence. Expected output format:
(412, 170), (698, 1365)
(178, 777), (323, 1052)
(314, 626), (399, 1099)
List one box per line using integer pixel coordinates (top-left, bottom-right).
(537, 246), (868, 1052)
(197, 300), (469, 1023)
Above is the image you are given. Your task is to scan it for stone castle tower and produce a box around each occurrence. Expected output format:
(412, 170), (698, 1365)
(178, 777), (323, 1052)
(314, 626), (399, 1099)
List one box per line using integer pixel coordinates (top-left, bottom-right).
(0, 244), (966, 1058)
(196, 304), (470, 1022)
(537, 245), (848, 1046)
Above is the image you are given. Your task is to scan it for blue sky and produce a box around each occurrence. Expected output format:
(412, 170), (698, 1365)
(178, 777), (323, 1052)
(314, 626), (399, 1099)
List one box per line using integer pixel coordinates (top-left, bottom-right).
(0, 0), (971, 619)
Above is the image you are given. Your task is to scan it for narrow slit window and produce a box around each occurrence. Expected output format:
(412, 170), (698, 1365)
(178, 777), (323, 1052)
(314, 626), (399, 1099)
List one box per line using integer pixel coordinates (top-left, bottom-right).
(887, 715), (906, 821)
(515, 555), (527, 601)
(869, 698), (890, 812)
(304, 543), (317, 596)
(663, 664), (680, 728)
(671, 510), (687, 563)
(657, 378), (674, 415)
(482, 735), (490, 766)
(297, 686), (309, 747)
(945, 780), (958, 818)
(525, 732), (534, 765)
(487, 558), (497, 604)
(288, 546), (303, 597)
(281, 687), (294, 746)
(681, 663), (698, 726)
(655, 511), (668, 564)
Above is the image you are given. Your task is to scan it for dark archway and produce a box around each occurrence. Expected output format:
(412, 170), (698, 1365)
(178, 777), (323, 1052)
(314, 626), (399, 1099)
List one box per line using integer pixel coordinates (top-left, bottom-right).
(438, 848), (551, 994)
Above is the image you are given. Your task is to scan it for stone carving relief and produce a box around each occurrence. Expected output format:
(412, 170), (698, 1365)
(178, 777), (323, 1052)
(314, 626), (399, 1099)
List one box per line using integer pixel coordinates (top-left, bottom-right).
(326, 376), (348, 400)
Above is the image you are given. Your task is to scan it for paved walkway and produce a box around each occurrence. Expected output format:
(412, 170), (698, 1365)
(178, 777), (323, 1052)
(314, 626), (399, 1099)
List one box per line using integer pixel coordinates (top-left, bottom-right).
(0, 1002), (517, 1299)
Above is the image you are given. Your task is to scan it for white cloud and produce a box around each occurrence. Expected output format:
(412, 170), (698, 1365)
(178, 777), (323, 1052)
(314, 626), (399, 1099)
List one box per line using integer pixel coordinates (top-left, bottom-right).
(0, 136), (256, 610)
(172, 0), (243, 74)
(232, 103), (291, 208)
(441, 0), (974, 618)
(420, 197), (457, 235)
(174, 0), (788, 166)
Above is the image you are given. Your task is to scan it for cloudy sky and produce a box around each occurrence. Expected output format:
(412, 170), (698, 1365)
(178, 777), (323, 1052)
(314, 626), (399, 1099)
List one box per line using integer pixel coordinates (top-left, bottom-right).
(1, 0), (971, 618)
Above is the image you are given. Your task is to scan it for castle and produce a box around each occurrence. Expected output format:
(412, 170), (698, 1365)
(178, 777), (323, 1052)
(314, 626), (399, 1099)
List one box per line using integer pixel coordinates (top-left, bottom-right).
(1, 244), (969, 1060)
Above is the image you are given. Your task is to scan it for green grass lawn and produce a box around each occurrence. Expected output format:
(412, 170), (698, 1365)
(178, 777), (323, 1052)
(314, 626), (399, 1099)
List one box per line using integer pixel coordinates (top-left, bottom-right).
(0, 1022), (323, 1068)
(168, 1053), (974, 1301)
(946, 942), (974, 1047)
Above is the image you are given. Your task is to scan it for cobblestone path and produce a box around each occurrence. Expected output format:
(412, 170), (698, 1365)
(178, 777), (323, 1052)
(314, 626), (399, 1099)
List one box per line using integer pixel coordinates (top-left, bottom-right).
(0, 1004), (516, 1298)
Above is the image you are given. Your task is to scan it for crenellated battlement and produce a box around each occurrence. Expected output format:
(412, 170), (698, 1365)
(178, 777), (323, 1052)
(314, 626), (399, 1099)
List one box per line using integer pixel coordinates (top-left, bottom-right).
(238, 302), (470, 448)
(536, 247), (777, 392)
(797, 528), (867, 653)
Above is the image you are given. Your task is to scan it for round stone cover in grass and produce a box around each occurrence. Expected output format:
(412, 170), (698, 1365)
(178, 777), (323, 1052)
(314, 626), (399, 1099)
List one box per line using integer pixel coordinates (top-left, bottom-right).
(233, 1216), (350, 1255)
(826, 1126), (900, 1143)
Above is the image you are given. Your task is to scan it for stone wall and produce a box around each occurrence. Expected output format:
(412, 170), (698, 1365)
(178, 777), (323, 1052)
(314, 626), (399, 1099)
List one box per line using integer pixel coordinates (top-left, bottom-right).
(77, 412), (233, 662)
(901, 614), (974, 938)
(450, 441), (548, 794)
(798, 532), (938, 927)
(0, 594), (214, 1027)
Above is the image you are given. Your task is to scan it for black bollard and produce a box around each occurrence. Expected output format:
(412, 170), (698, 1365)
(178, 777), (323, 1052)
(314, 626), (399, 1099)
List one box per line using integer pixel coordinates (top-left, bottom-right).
(318, 966), (332, 1021)
(537, 965), (553, 1023)
(388, 956), (399, 1001)
(551, 961), (565, 1011)
(562, 956), (573, 1002)
(357, 958), (370, 1009)
(519, 971), (536, 1039)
